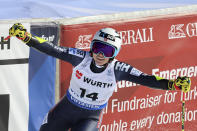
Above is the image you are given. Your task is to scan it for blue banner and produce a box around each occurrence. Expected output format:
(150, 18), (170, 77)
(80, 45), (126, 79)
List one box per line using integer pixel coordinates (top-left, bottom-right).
(29, 23), (59, 131)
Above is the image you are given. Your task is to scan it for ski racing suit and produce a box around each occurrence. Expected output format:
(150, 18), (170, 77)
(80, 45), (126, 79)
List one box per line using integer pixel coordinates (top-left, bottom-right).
(26, 37), (170, 131)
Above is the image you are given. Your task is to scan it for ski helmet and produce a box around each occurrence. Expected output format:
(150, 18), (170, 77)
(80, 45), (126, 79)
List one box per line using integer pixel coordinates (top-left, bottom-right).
(90, 28), (122, 58)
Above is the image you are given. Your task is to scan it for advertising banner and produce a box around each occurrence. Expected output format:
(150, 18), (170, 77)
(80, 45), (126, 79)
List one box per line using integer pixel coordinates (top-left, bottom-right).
(29, 23), (59, 131)
(0, 22), (58, 131)
(0, 23), (30, 131)
(60, 13), (197, 130)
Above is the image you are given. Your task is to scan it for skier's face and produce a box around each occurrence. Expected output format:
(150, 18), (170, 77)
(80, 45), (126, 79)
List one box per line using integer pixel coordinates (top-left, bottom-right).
(93, 52), (110, 66)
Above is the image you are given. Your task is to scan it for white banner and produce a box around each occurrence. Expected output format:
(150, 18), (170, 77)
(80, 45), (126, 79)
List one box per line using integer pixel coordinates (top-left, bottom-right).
(0, 23), (30, 131)
(0, 24), (29, 60)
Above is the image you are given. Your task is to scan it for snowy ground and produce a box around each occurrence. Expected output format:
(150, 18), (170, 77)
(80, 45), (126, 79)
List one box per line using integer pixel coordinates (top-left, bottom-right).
(1, 0), (197, 20)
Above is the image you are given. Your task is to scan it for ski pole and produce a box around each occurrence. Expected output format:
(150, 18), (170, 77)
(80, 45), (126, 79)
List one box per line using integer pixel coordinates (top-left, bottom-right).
(182, 92), (185, 131)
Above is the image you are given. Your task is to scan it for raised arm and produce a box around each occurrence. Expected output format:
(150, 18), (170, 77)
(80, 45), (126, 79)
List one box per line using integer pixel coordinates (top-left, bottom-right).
(27, 37), (86, 66)
(114, 61), (191, 92)
(8, 23), (86, 67)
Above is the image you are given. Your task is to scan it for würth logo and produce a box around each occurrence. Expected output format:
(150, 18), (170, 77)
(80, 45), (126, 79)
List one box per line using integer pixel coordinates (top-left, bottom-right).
(83, 76), (113, 88)
(76, 70), (83, 79)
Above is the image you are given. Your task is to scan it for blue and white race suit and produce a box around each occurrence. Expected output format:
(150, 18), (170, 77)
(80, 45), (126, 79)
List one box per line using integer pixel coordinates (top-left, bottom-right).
(27, 37), (169, 131)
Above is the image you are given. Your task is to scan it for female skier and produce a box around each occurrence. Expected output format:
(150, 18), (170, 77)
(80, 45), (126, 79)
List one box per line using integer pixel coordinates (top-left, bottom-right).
(9, 23), (191, 131)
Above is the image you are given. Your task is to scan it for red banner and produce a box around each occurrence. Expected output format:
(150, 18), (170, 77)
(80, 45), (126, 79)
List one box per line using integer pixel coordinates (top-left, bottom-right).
(60, 13), (197, 130)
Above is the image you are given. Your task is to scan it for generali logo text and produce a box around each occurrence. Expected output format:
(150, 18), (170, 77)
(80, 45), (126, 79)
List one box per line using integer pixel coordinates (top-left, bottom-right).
(120, 27), (154, 45)
(168, 22), (197, 39)
(75, 27), (154, 49)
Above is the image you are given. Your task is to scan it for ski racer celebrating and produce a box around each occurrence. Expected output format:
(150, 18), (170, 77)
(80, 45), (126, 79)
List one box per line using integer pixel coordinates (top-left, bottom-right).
(8, 23), (191, 131)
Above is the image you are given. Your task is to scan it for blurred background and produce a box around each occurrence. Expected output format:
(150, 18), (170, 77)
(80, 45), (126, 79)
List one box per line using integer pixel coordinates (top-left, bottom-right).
(1, 0), (197, 19)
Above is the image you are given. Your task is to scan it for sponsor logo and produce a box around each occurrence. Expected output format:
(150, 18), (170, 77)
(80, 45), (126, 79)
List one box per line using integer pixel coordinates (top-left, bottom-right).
(83, 76), (113, 88)
(99, 31), (116, 42)
(69, 94), (102, 109)
(130, 67), (143, 76)
(68, 48), (84, 58)
(168, 24), (186, 39)
(75, 70), (113, 88)
(120, 27), (154, 45)
(75, 27), (154, 49)
(168, 22), (197, 39)
(76, 70), (83, 79)
(115, 61), (130, 73)
(75, 35), (92, 49)
(115, 61), (143, 77)
(0, 37), (10, 50)
(41, 35), (55, 42)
